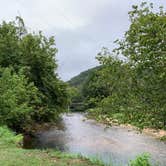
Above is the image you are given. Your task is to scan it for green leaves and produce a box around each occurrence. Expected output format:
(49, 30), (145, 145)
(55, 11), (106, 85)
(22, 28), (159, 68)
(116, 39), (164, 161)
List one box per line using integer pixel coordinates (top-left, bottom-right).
(114, 3), (166, 129)
(0, 68), (41, 130)
(129, 153), (152, 166)
(0, 17), (69, 130)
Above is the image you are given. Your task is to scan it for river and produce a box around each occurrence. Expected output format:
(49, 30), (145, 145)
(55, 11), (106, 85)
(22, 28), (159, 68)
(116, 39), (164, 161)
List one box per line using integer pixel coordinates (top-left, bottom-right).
(24, 113), (166, 166)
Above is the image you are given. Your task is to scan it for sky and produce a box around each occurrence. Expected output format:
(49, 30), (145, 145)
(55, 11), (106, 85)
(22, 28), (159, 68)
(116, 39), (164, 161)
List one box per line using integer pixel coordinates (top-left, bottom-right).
(0, 0), (166, 81)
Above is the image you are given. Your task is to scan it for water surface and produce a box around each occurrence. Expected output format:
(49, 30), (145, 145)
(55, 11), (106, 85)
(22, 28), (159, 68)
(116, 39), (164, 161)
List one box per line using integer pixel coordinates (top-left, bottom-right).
(24, 113), (166, 166)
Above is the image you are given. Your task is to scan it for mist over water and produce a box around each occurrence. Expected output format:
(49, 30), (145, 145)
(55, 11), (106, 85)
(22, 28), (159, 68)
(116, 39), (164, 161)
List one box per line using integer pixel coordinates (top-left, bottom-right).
(24, 113), (166, 166)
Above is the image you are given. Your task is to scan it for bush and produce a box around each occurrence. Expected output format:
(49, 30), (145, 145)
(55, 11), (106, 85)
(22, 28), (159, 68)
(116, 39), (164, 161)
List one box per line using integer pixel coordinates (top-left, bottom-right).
(129, 153), (152, 166)
(0, 68), (41, 131)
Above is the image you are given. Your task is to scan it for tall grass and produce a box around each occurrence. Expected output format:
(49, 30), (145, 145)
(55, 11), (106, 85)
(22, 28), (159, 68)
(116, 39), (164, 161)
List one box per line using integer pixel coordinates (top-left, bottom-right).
(0, 126), (22, 147)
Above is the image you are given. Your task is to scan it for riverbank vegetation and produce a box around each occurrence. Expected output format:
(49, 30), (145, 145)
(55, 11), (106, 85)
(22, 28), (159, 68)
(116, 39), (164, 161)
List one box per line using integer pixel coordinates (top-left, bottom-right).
(69, 3), (166, 130)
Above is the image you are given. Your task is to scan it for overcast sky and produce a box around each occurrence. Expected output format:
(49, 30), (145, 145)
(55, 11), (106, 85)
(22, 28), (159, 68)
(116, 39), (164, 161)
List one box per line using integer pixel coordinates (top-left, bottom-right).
(1, 0), (166, 81)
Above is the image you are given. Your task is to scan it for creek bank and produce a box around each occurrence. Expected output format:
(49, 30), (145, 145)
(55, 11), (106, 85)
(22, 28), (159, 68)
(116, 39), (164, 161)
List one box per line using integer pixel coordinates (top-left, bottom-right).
(23, 122), (62, 149)
(24, 122), (57, 134)
(86, 113), (166, 142)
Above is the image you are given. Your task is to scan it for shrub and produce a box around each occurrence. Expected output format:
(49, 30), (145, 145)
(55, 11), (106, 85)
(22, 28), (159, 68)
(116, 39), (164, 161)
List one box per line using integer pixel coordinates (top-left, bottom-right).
(0, 68), (41, 131)
(129, 153), (152, 166)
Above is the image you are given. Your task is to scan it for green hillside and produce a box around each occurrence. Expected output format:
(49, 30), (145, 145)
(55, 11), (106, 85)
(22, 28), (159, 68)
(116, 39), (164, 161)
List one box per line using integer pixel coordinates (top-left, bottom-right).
(68, 66), (100, 89)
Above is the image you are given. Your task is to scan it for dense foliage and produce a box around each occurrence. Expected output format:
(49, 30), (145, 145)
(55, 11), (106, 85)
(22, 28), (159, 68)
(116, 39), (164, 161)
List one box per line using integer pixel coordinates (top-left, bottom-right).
(0, 68), (41, 130)
(0, 17), (69, 131)
(71, 3), (166, 129)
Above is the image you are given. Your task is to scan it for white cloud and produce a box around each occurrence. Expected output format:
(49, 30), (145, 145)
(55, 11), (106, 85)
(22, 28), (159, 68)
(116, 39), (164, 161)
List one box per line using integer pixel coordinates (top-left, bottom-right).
(0, 0), (166, 80)
(0, 0), (112, 31)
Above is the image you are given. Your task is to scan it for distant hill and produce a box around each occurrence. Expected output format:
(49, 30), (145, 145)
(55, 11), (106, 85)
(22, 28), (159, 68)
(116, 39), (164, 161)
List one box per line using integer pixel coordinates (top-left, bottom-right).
(68, 66), (101, 112)
(68, 66), (100, 89)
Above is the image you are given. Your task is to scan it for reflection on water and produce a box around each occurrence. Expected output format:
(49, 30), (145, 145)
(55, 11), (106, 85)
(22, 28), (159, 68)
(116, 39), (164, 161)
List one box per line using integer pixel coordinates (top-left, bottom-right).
(24, 113), (166, 166)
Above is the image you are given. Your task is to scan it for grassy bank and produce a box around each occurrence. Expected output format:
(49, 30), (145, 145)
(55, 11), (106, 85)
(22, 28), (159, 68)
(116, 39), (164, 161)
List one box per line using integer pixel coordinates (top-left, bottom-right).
(0, 126), (104, 166)
(0, 148), (105, 166)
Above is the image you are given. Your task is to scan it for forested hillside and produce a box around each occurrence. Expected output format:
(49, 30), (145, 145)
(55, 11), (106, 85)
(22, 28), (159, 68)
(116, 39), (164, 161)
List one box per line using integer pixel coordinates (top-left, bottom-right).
(68, 66), (100, 89)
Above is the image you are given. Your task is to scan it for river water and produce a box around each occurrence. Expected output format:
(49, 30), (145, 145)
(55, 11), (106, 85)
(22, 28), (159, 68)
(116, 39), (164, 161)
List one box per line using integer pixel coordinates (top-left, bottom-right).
(24, 113), (166, 166)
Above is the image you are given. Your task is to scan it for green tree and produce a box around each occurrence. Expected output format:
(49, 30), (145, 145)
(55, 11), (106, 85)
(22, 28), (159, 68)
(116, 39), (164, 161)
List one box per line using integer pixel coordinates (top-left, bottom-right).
(0, 68), (41, 131)
(115, 2), (166, 128)
(0, 17), (70, 129)
(81, 3), (166, 129)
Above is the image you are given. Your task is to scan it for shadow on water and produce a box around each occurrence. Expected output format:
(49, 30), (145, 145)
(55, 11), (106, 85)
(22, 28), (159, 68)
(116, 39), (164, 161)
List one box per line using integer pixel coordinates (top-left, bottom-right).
(23, 113), (166, 166)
